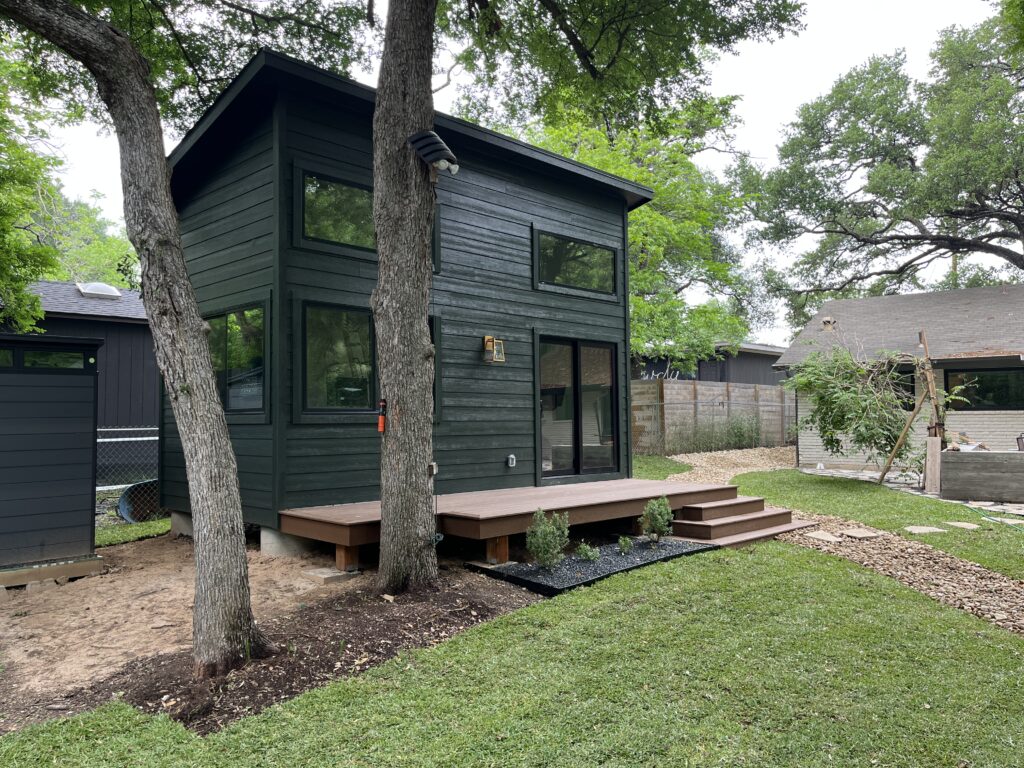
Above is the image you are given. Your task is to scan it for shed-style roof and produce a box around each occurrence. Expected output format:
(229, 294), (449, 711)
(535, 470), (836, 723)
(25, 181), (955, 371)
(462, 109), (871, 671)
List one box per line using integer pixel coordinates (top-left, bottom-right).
(30, 281), (147, 323)
(168, 49), (654, 211)
(776, 284), (1024, 368)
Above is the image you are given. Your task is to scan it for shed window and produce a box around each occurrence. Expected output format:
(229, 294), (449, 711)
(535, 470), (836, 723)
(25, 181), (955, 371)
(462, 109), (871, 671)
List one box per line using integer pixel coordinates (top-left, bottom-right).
(536, 231), (616, 294)
(303, 173), (375, 250)
(304, 304), (374, 410)
(24, 350), (85, 369)
(208, 306), (265, 412)
(0, 349), (11, 367)
(947, 369), (1024, 411)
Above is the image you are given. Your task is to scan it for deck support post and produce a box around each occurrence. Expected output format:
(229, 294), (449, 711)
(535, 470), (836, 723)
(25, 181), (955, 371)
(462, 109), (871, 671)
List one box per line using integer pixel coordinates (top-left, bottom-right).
(335, 544), (361, 572)
(485, 535), (509, 565)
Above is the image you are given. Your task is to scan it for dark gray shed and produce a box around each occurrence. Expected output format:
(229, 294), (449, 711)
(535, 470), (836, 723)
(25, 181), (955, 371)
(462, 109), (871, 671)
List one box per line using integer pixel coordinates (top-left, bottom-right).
(0, 334), (102, 570)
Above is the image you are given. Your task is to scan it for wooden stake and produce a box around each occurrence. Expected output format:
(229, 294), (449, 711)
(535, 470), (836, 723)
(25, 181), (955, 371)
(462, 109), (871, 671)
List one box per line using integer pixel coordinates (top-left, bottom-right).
(878, 389), (928, 484)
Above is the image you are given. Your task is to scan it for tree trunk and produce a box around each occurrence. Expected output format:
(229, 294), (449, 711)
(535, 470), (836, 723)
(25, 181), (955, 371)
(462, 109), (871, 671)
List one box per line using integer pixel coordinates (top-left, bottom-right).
(372, 0), (440, 592)
(0, 0), (273, 677)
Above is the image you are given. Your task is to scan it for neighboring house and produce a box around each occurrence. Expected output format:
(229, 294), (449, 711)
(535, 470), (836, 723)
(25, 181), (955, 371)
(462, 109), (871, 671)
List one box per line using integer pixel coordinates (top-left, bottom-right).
(23, 281), (159, 428)
(776, 285), (1024, 468)
(634, 343), (786, 386)
(159, 50), (653, 532)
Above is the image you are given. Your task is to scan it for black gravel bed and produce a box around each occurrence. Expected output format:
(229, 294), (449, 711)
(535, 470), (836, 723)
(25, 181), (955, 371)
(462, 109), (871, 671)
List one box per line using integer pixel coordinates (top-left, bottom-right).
(468, 537), (717, 596)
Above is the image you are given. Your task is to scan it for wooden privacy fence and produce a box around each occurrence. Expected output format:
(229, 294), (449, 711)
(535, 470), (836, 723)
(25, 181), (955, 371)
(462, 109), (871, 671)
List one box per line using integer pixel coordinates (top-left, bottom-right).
(631, 379), (797, 456)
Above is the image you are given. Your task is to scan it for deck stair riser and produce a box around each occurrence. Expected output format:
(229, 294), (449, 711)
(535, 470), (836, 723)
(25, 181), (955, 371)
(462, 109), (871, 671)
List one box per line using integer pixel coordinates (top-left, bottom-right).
(672, 508), (792, 540)
(676, 496), (765, 521)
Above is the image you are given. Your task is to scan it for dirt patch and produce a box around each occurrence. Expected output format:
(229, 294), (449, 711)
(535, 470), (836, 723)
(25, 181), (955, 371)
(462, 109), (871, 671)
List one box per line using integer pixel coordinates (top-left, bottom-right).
(782, 514), (1024, 636)
(668, 446), (796, 485)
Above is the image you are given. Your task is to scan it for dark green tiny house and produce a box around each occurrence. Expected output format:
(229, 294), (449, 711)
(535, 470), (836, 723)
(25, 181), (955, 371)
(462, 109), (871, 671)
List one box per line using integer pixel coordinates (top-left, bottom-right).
(160, 50), (652, 537)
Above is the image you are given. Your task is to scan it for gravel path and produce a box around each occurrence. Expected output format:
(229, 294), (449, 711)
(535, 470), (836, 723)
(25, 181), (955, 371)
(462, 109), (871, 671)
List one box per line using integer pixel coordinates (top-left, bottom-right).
(667, 446), (796, 485)
(780, 514), (1024, 636)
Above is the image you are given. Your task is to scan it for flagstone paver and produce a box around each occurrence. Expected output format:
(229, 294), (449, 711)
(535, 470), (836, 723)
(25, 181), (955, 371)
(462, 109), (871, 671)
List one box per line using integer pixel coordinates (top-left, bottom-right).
(945, 522), (980, 530)
(839, 527), (882, 540)
(804, 530), (843, 544)
(905, 525), (948, 534)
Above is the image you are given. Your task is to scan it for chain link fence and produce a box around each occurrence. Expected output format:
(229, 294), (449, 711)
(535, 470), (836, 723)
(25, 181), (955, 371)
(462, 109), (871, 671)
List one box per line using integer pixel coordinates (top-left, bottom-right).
(96, 426), (164, 522)
(631, 398), (797, 456)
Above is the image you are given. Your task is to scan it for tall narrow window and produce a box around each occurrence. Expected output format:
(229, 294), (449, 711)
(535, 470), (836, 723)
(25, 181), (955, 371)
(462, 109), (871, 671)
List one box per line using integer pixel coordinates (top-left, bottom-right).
(536, 231), (616, 294)
(304, 304), (374, 410)
(207, 306), (265, 412)
(302, 173), (375, 250)
(540, 341), (576, 476)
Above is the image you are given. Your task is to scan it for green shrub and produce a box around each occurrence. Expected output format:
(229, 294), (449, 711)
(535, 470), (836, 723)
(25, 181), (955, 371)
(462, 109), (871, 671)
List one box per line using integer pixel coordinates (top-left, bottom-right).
(617, 535), (634, 555)
(526, 509), (569, 569)
(574, 542), (600, 561)
(640, 496), (673, 542)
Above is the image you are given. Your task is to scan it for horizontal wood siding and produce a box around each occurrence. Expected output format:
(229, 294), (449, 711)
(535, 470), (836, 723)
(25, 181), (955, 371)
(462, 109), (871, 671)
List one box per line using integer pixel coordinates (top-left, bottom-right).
(0, 371), (97, 567)
(279, 96), (629, 509)
(161, 111), (277, 526)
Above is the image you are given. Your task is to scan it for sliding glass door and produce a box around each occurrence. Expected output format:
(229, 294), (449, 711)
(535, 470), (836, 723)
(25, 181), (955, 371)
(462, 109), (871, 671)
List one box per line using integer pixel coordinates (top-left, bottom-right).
(539, 338), (617, 477)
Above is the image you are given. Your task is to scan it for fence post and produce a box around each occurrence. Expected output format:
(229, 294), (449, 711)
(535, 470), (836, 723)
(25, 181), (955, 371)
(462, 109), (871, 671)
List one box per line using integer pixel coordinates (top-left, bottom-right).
(779, 386), (786, 444)
(658, 378), (666, 454)
(753, 385), (761, 448)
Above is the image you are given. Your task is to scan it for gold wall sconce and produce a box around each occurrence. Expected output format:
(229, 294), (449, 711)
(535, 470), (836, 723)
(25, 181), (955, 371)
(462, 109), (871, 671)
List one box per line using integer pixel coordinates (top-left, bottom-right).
(483, 335), (506, 363)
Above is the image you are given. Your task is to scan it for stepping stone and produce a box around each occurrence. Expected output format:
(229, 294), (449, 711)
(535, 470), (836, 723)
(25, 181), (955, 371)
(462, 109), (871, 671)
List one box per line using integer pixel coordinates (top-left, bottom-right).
(804, 531), (843, 544)
(302, 567), (358, 585)
(944, 522), (980, 530)
(839, 528), (881, 540)
(904, 525), (947, 534)
(991, 518), (1024, 526)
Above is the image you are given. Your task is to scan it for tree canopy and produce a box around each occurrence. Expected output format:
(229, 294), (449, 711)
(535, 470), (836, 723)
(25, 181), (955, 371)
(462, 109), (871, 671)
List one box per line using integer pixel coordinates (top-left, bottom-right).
(739, 17), (1024, 327)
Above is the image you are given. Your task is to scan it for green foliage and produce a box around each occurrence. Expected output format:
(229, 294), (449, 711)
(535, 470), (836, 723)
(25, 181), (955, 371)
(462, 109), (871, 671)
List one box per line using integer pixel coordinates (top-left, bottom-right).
(632, 455), (691, 480)
(786, 347), (918, 464)
(443, 0), (803, 131)
(525, 509), (569, 569)
(739, 16), (1024, 325)
(94, 518), (170, 548)
(738, 470), (1024, 581)
(639, 496), (672, 542)
(573, 542), (600, 561)
(529, 110), (758, 371)
(617, 535), (634, 555)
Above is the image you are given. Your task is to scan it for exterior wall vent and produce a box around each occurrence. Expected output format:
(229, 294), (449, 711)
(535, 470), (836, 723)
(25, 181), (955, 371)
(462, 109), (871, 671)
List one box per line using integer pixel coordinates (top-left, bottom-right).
(76, 282), (122, 300)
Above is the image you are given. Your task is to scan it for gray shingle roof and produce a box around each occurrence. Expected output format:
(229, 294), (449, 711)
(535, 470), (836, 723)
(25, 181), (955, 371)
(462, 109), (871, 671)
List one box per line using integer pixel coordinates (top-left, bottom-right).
(776, 284), (1024, 368)
(30, 281), (148, 322)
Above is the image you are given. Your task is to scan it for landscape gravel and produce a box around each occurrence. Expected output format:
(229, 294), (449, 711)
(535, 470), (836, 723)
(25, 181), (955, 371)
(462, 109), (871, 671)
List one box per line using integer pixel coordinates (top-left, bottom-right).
(667, 446), (796, 485)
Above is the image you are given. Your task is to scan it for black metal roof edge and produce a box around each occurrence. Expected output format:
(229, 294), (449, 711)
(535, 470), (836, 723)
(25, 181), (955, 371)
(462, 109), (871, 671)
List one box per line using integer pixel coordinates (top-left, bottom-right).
(168, 49), (655, 211)
(0, 333), (105, 348)
(41, 311), (149, 325)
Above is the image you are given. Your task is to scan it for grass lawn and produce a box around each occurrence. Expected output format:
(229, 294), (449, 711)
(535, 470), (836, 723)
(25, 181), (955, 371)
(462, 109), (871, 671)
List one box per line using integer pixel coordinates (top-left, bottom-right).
(737, 470), (1024, 580)
(632, 454), (691, 480)
(4, 543), (1024, 767)
(94, 518), (171, 548)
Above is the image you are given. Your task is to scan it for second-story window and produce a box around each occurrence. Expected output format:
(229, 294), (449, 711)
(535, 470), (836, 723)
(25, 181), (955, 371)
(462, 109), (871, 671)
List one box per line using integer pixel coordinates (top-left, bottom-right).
(302, 172), (375, 251)
(535, 231), (616, 295)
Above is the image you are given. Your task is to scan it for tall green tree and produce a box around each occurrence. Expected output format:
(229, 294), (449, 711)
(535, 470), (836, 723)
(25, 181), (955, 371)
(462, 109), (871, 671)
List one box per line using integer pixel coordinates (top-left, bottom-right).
(739, 17), (1024, 327)
(529, 109), (756, 373)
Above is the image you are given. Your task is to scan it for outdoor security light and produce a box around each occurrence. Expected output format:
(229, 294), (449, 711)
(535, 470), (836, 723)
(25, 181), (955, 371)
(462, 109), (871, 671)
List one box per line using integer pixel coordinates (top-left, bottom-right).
(409, 130), (459, 175)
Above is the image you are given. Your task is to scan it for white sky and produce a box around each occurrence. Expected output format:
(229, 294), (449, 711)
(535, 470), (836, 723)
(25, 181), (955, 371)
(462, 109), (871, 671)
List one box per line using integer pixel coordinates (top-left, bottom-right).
(48, 0), (997, 344)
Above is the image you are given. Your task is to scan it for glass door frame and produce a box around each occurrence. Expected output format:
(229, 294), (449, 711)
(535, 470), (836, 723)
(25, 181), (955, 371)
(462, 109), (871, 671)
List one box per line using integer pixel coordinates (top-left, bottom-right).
(537, 334), (620, 480)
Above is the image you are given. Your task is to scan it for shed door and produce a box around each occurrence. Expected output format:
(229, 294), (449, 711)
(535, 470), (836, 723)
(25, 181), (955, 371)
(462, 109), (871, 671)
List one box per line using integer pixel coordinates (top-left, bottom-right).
(0, 344), (99, 569)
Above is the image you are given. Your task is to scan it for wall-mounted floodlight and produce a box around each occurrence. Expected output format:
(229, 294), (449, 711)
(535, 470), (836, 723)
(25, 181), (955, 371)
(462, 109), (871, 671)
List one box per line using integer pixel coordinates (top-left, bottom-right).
(409, 130), (460, 175)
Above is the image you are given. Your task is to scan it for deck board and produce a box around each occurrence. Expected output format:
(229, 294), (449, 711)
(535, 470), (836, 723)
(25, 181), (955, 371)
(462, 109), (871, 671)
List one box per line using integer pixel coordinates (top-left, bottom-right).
(279, 479), (738, 542)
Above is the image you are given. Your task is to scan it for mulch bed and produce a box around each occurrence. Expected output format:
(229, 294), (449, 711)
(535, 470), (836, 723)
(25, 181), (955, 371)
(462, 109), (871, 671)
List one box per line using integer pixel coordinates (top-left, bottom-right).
(781, 514), (1024, 636)
(472, 537), (715, 596)
(2, 565), (538, 735)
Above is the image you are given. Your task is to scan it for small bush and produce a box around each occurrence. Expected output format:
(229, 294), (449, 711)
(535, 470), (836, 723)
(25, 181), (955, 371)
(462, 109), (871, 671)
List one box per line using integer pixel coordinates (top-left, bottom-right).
(640, 496), (673, 543)
(526, 509), (569, 569)
(574, 542), (600, 561)
(617, 535), (634, 555)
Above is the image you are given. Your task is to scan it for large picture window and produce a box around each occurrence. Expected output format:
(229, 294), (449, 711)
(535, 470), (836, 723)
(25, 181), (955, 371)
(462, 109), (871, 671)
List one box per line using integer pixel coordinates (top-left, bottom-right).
(946, 369), (1024, 411)
(302, 172), (375, 250)
(207, 306), (265, 412)
(304, 304), (375, 411)
(535, 231), (616, 295)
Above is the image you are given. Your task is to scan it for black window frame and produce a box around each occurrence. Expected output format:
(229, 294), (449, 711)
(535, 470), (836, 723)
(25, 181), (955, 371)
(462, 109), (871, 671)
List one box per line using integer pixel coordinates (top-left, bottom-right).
(537, 335), (620, 481)
(532, 227), (620, 302)
(0, 345), (98, 375)
(944, 367), (1024, 411)
(203, 302), (268, 416)
(293, 160), (376, 261)
(300, 300), (378, 417)
(429, 313), (443, 424)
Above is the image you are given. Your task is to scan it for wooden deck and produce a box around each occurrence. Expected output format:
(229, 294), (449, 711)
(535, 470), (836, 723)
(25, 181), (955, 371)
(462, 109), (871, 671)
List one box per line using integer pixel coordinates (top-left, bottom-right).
(279, 479), (740, 570)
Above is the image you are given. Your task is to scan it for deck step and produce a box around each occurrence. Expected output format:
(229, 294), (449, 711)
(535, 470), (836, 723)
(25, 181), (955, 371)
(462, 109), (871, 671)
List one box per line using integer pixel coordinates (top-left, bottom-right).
(675, 495), (765, 521)
(672, 507), (791, 539)
(675, 518), (816, 548)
